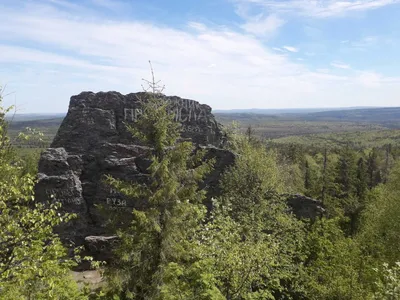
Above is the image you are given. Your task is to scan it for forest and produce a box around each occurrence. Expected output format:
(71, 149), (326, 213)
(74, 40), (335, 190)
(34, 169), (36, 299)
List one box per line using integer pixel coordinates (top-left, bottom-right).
(2, 84), (400, 300)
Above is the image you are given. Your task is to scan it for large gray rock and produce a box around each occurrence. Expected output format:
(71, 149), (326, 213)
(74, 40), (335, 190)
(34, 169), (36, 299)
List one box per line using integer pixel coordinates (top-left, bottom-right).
(35, 92), (233, 255)
(35, 91), (323, 262)
(284, 194), (325, 220)
(51, 91), (224, 152)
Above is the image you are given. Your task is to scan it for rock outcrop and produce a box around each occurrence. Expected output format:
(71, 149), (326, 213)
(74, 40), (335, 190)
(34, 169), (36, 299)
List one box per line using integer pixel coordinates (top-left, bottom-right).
(35, 91), (324, 262)
(285, 194), (325, 220)
(35, 92), (233, 251)
(51, 91), (224, 152)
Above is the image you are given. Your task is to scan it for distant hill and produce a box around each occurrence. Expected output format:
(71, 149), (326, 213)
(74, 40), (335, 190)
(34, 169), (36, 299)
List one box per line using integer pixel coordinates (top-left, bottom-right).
(8, 107), (400, 128)
(6, 107), (400, 144)
(214, 107), (400, 139)
(215, 107), (400, 126)
(213, 107), (381, 114)
(299, 107), (400, 125)
(6, 113), (66, 122)
(7, 117), (65, 147)
(8, 117), (65, 131)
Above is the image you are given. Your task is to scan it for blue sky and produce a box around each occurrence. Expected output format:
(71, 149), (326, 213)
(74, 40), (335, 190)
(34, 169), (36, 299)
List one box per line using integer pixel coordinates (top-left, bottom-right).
(1, 0), (400, 113)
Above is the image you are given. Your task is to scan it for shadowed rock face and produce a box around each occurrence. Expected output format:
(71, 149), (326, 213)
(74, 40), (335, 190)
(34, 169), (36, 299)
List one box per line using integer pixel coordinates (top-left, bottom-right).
(284, 194), (325, 219)
(35, 92), (233, 250)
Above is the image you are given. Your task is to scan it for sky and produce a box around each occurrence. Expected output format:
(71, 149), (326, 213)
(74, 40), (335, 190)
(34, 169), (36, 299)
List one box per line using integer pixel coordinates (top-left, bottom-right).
(1, 0), (400, 113)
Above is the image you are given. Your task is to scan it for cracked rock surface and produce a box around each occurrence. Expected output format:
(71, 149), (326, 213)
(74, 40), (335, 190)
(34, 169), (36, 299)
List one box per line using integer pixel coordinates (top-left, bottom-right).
(35, 91), (234, 258)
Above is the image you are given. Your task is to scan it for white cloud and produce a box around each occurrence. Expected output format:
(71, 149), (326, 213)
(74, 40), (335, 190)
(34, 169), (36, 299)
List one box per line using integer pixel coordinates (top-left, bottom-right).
(273, 47), (285, 52)
(235, 0), (400, 18)
(283, 46), (298, 52)
(331, 61), (351, 69)
(350, 35), (379, 49)
(0, 1), (399, 112)
(241, 14), (285, 36)
(45, 0), (82, 10)
(317, 68), (331, 73)
(188, 22), (208, 31)
(0, 45), (124, 72)
(356, 71), (382, 87)
(90, 0), (125, 10)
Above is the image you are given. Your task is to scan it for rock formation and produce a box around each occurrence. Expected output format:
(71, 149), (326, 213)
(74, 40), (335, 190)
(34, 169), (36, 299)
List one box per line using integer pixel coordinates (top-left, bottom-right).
(35, 91), (233, 253)
(35, 91), (323, 261)
(285, 194), (325, 219)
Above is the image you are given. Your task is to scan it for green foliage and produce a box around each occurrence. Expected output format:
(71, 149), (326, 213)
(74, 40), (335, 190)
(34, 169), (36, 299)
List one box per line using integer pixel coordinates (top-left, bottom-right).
(302, 218), (372, 300)
(366, 149), (382, 189)
(160, 261), (224, 300)
(221, 137), (283, 208)
(15, 148), (42, 175)
(335, 147), (357, 199)
(101, 75), (400, 299)
(198, 200), (305, 299)
(356, 157), (368, 200)
(103, 67), (215, 299)
(373, 262), (400, 299)
(0, 88), (86, 299)
(103, 70), (307, 299)
(221, 121), (241, 152)
(359, 161), (400, 265)
(303, 155), (322, 197)
(270, 129), (400, 150)
(16, 127), (46, 148)
(5, 69), (400, 299)
(199, 137), (306, 299)
(127, 97), (181, 156)
(5, 67), (393, 298)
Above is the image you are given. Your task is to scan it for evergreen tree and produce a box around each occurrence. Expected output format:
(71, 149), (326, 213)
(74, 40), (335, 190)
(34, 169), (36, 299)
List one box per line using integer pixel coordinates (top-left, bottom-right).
(356, 157), (368, 200)
(245, 125), (256, 144)
(103, 64), (217, 299)
(383, 144), (394, 184)
(335, 147), (357, 199)
(302, 218), (372, 300)
(367, 149), (381, 189)
(321, 148), (328, 201)
(359, 161), (400, 265)
(304, 159), (311, 195)
(317, 148), (339, 207)
(303, 155), (323, 198)
(286, 143), (304, 164)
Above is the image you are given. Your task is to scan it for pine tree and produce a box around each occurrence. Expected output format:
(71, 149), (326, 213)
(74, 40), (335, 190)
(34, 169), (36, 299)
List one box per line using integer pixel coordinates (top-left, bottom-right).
(335, 147), (357, 199)
(383, 143), (393, 184)
(359, 161), (400, 265)
(103, 63), (216, 299)
(367, 149), (381, 189)
(321, 148), (328, 201)
(356, 157), (368, 201)
(303, 218), (371, 300)
(305, 159), (312, 195)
